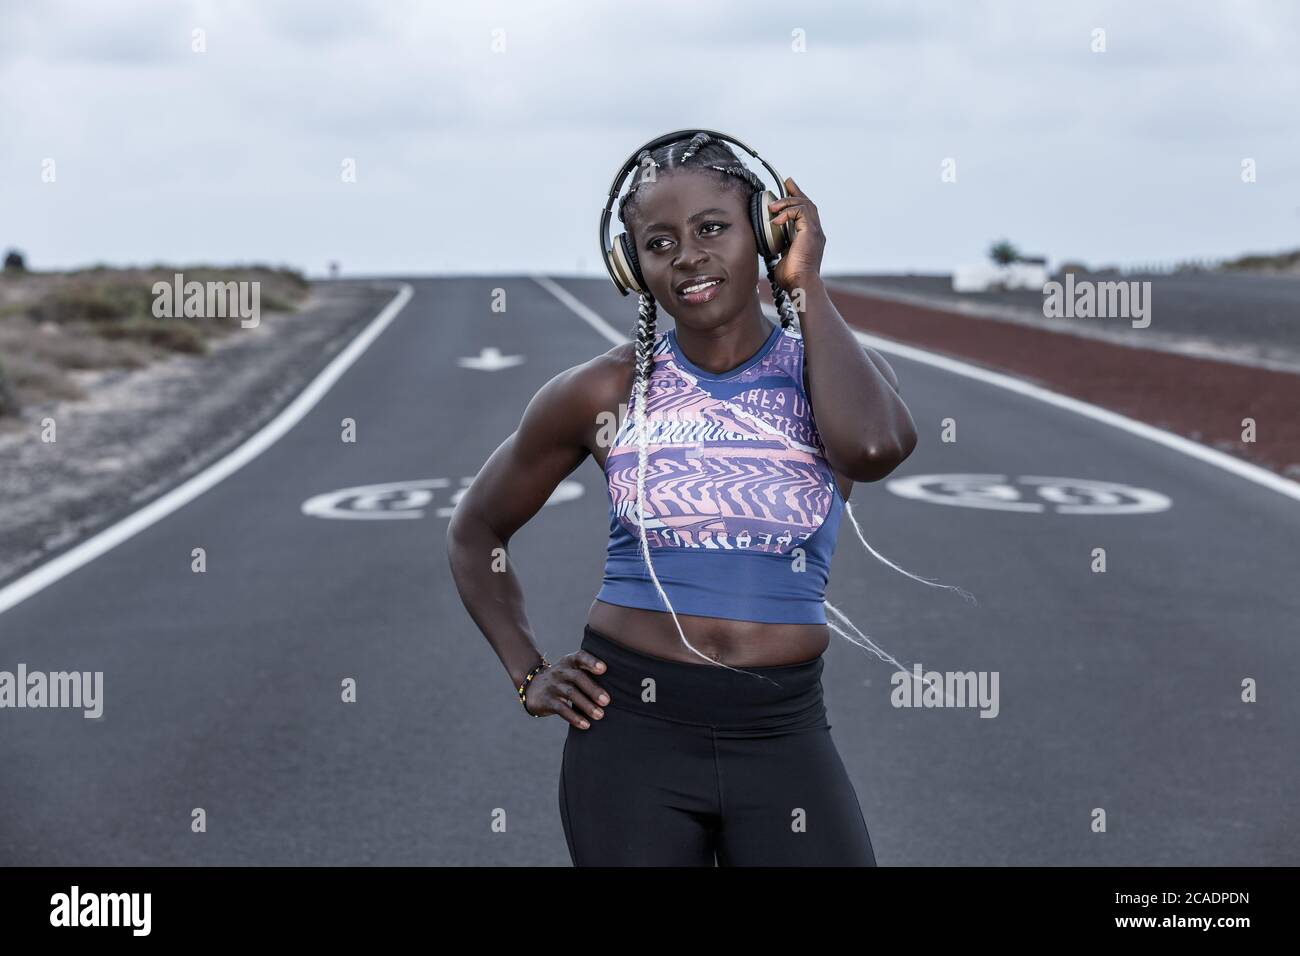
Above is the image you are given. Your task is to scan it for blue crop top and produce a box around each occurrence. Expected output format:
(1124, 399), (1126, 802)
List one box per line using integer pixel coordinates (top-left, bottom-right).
(595, 320), (844, 624)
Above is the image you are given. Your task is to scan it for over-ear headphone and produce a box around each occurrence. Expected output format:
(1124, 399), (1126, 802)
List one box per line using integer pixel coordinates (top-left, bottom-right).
(599, 128), (793, 297)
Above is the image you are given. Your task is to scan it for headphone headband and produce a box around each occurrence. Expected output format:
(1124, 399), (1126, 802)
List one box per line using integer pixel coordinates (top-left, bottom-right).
(598, 129), (788, 293)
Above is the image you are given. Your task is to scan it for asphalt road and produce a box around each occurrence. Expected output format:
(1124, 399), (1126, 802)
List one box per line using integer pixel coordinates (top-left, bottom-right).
(1, 277), (1297, 865)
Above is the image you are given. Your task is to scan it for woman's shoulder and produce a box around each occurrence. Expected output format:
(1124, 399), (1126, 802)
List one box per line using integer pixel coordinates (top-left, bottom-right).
(557, 329), (669, 426)
(568, 342), (634, 410)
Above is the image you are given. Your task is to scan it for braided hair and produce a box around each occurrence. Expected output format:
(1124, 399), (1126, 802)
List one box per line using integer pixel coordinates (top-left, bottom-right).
(612, 132), (976, 683)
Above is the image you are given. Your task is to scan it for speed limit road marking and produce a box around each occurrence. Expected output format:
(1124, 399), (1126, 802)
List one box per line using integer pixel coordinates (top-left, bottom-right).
(886, 474), (1171, 515)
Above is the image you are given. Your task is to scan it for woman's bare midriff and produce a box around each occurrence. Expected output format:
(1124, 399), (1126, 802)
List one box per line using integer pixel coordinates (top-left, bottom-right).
(586, 599), (829, 667)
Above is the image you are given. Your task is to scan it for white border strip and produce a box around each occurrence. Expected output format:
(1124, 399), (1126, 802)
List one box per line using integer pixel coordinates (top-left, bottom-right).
(0, 282), (415, 616)
(531, 275), (1300, 505)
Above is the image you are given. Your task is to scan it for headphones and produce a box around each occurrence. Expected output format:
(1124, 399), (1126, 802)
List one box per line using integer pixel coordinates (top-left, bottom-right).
(598, 128), (794, 297)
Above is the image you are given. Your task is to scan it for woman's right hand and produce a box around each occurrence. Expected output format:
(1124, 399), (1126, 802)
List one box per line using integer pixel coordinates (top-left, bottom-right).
(524, 650), (611, 728)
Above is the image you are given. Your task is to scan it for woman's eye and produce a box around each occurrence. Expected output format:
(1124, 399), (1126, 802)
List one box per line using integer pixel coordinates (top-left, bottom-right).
(649, 223), (726, 251)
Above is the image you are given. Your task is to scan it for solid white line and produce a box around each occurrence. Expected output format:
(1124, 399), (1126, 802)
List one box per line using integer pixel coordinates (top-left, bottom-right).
(0, 282), (415, 617)
(530, 275), (1300, 505)
(530, 274), (629, 345)
(826, 312), (1300, 505)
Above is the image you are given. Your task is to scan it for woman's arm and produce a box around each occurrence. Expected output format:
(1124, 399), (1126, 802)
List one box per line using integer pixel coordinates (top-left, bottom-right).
(768, 176), (917, 482)
(798, 275), (917, 482)
(446, 361), (607, 715)
(864, 345), (901, 393)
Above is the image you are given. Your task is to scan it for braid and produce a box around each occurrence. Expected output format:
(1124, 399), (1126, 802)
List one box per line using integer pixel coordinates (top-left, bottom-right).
(616, 148), (659, 231)
(628, 289), (776, 679)
(632, 292), (657, 388)
(764, 255), (799, 331)
(677, 131), (711, 162)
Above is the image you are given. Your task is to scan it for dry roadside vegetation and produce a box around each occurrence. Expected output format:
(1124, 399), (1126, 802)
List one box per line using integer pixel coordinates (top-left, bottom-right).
(0, 264), (310, 419)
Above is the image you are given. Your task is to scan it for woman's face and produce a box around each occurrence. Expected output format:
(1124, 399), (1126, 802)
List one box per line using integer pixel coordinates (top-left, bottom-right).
(627, 167), (760, 325)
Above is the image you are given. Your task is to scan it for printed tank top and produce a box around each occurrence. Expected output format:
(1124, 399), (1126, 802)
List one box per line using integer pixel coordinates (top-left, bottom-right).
(596, 320), (844, 624)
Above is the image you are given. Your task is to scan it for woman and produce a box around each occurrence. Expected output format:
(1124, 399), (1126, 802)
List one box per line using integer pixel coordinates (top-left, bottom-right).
(447, 132), (918, 865)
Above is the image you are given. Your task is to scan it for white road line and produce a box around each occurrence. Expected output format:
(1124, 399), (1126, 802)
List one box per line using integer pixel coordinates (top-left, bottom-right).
(0, 282), (415, 617)
(531, 275), (1300, 505)
(530, 274), (629, 344)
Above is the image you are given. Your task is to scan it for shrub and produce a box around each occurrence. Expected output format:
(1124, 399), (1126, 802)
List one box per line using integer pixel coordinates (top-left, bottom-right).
(94, 317), (208, 354)
(0, 359), (21, 416)
(30, 284), (155, 323)
(988, 239), (1021, 266)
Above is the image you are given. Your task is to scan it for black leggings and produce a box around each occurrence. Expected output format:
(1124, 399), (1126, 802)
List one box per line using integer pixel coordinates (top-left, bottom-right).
(559, 625), (877, 866)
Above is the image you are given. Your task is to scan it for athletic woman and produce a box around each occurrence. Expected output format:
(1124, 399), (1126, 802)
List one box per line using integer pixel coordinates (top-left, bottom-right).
(447, 132), (918, 866)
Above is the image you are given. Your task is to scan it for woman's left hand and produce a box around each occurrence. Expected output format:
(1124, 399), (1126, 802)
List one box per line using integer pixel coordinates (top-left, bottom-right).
(768, 176), (825, 292)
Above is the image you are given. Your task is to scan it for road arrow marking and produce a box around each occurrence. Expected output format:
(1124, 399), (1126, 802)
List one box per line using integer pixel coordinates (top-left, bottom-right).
(458, 347), (524, 371)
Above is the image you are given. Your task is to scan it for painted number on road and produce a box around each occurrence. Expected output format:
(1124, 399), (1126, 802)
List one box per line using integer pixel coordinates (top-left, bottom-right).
(301, 478), (583, 520)
(886, 474), (1171, 514)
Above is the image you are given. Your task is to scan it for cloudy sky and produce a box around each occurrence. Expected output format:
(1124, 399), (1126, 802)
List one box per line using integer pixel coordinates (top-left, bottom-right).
(2, 0), (1296, 276)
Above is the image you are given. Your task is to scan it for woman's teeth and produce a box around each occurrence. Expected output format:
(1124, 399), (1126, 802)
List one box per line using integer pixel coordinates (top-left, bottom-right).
(681, 280), (721, 294)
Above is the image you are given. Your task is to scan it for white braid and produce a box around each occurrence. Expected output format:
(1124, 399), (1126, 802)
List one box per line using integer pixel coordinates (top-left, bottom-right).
(629, 308), (784, 685)
(841, 500), (978, 605)
(824, 600), (960, 706)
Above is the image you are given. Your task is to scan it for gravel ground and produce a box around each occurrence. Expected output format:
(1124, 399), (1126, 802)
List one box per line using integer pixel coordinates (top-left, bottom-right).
(0, 281), (398, 588)
(829, 272), (1300, 373)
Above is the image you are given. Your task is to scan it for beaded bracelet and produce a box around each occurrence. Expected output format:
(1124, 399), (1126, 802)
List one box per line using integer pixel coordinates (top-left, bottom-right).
(517, 655), (550, 716)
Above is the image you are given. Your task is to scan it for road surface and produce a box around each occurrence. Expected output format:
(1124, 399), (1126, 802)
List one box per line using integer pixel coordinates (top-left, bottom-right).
(1, 277), (1296, 865)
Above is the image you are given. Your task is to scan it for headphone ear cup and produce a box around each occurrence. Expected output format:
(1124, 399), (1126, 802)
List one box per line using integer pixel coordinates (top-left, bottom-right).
(750, 189), (790, 260)
(609, 231), (646, 296)
(748, 190), (770, 259)
(620, 233), (646, 294)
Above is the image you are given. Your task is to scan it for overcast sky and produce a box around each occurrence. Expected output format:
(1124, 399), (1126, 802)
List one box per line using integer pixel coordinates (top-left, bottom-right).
(2, 0), (1296, 276)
